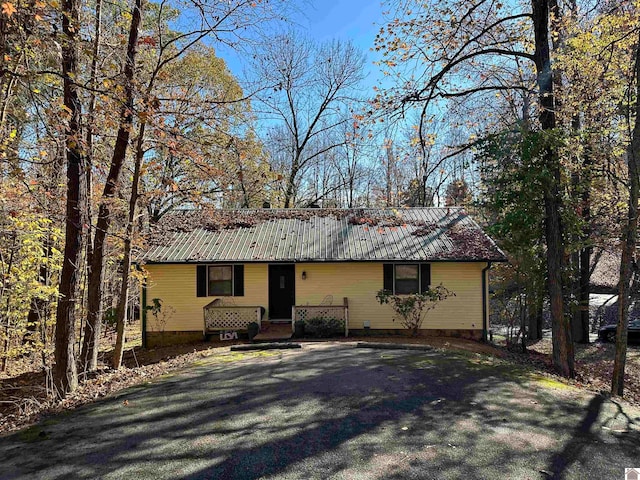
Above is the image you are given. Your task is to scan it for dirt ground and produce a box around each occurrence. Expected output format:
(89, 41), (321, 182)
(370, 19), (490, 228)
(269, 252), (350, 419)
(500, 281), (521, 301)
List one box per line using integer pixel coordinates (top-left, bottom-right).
(526, 338), (640, 404)
(1, 330), (639, 436)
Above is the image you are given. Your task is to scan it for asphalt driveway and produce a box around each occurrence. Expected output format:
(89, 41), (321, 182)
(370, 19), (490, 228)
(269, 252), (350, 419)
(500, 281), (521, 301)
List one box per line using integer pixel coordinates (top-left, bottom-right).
(1, 343), (639, 479)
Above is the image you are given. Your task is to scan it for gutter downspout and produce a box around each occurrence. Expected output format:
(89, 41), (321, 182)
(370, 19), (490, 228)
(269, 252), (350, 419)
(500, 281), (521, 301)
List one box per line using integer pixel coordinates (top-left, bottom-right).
(141, 280), (148, 348)
(482, 262), (492, 342)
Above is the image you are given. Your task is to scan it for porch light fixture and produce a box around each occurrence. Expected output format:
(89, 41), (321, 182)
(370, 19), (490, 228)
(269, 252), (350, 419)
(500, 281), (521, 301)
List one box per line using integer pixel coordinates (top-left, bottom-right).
(301, 271), (307, 280)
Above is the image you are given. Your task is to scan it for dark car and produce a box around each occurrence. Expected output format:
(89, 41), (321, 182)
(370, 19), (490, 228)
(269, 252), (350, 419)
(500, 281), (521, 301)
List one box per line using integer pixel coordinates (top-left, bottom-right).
(598, 320), (640, 343)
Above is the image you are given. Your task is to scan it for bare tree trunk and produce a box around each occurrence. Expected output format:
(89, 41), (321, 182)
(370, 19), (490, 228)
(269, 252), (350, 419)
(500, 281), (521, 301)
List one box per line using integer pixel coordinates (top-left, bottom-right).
(1, 233), (17, 372)
(81, 0), (142, 372)
(112, 119), (145, 369)
(283, 153), (300, 208)
(54, 0), (84, 397)
(24, 240), (53, 348)
(527, 292), (543, 341)
(385, 142), (393, 206)
(578, 141), (592, 344)
(531, 0), (574, 377)
(568, 115), (590, 344)
(83, 0), (103, 319)
(612, 34), (640, 397)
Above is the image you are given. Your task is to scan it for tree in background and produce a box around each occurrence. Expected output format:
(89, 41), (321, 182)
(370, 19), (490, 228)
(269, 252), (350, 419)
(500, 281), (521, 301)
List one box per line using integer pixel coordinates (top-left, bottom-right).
(251, 32), (365, 207)
(478, 130), (550, 342)
(444, 178), (472, 207)
(0, 209), (61, 372)
(142, 46), (271, 219)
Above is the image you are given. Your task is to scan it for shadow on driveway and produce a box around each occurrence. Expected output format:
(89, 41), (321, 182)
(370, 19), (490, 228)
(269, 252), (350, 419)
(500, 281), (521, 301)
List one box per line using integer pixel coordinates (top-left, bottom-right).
(0, 344), (639, 479)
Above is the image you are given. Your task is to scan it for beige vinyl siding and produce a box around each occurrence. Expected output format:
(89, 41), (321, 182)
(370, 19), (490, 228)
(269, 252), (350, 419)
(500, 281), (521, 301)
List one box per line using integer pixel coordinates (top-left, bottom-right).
(430, 262), (485, 331)
(295, 262), (486, 330)
(144, 263), (268, 332)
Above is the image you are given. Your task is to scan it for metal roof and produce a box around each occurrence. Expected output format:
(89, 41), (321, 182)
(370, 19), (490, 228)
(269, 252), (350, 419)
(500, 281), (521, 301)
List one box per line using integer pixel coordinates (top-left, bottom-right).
(143, 207), (506, 263)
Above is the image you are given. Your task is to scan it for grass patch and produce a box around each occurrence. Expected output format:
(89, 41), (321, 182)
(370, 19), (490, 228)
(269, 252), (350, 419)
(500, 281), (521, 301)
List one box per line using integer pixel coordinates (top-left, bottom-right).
(18, 425), (48, 443)
(530, 374), (573, 390)
(193, 350), (280, 367)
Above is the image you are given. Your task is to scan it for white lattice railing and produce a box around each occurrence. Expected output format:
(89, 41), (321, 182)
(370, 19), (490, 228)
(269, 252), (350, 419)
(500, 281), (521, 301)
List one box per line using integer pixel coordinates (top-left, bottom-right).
(292, 298), (349, 337)
(204, 306), (262, 332)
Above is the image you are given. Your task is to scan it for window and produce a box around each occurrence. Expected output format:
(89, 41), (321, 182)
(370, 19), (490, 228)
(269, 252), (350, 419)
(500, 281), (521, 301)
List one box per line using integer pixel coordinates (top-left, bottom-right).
(383, 263), (431, 295)
(197, 264), (244, 297)
(395, 264), (419, 294)
(209, 265), (232, 296)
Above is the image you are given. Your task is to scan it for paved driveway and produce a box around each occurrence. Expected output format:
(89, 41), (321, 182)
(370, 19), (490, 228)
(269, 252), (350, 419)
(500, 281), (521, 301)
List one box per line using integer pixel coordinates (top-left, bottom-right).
(1, 343), (639, 479)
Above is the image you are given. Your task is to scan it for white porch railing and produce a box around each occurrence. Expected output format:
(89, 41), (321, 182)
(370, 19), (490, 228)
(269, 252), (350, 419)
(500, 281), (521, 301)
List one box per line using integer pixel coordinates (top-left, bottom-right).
(203, 303), (262, 332)
(291, 297), (349, 337)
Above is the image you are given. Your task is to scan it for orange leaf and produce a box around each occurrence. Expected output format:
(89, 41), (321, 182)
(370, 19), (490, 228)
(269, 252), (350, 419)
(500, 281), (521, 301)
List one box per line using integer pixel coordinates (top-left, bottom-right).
(1, 2), (16, 16)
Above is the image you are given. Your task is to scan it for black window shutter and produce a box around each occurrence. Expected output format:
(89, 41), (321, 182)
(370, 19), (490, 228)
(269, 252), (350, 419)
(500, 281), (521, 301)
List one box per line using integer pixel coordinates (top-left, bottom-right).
(233, 265), (244, 296)
(383, 264), (394, 292)
(196, 265), (207, 297)
(420, 264), (431, 293)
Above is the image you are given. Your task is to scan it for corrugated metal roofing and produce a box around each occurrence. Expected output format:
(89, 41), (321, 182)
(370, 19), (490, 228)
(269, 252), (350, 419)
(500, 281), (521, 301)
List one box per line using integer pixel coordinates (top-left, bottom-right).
(143, 207), (506, 263)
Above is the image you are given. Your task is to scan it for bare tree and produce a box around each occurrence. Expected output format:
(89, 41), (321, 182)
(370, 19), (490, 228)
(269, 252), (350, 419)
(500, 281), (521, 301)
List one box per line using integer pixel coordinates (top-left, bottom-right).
(252, 33), (365, 207)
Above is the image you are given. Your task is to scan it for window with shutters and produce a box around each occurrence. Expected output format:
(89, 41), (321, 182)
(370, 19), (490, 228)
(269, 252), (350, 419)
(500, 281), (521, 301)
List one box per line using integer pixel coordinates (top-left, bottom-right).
(197, 264), (244, 297)
(384, 263), (431, 295)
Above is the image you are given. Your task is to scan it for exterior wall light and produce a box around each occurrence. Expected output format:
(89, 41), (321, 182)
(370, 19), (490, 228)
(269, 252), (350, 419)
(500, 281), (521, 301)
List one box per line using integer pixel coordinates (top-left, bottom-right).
(301, 271), (307, 280)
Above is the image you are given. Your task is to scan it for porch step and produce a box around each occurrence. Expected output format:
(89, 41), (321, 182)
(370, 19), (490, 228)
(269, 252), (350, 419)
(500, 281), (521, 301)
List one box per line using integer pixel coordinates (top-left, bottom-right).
(254, 323), (293, 341)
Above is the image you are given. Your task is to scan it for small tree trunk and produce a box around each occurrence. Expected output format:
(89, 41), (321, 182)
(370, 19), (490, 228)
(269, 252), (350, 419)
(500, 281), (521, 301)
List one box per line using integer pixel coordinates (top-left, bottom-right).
(527, 293), (543, 341)
(283, 159), (299, 208)
(577, 126), (592, 344)
(578, 196), (592, 343)
(612, 34), (640, 397)
(83, 0), (103, 314)
(112, 120), (146, 370)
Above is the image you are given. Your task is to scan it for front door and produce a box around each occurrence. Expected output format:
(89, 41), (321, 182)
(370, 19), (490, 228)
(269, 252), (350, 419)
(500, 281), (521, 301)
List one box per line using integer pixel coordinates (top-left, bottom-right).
(269, 264), (295, 320)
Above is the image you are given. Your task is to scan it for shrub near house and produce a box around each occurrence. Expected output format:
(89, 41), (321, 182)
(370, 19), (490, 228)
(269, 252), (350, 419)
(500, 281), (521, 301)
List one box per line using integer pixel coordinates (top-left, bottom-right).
(376, 285), (455, 336)
(304, 317), (345, 338)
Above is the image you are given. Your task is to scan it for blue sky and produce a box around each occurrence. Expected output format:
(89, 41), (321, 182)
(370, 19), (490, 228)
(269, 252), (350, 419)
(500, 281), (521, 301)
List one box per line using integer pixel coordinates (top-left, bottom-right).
(302, 0), (383, 45)
(218, 0), (386, 91)
(298, 0), (385, 85)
